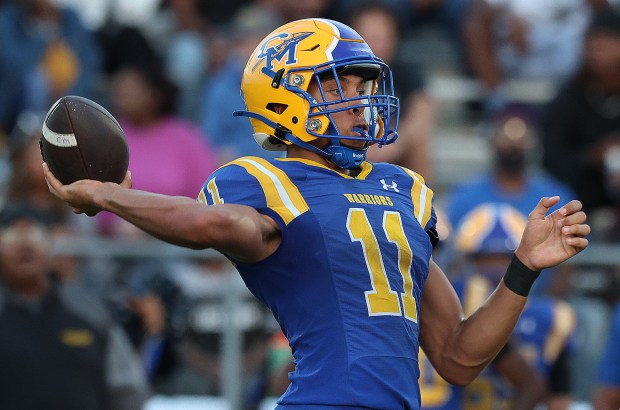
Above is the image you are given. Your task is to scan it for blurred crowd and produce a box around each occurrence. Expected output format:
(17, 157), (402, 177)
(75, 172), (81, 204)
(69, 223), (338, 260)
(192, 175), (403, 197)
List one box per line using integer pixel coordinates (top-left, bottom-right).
(0, 0), (619, 409)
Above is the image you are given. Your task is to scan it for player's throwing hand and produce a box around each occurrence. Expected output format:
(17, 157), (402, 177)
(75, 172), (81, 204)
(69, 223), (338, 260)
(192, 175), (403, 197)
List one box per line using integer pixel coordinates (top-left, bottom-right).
(43, 162), (132, 216)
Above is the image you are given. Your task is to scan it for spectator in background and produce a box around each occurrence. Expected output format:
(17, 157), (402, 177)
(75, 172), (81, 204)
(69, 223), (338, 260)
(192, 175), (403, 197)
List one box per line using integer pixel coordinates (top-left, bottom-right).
(97, 24), (160, 88)
(442, 118), (585, 397)
(464, 0), (596, 116)
(406, 0), (472, 43)
(419, 204), (566, 410)
(0, 0), (101, 137)
(442, 108), (576, 297)
(200, 0), (250, 25)
(146, 0), (211, 120)
(330, 0), (471, 72)
(199, 3), (282, 162)
(348, 2), (438, 180)
(126, 258), (280, 406)
(177, 268), (279, 408)
(270, 0), (333, 21)
(420, 337), (547, 409)
(447, 204), (575, 409)
(406, 0), (473, 74)
(5, 111), (121, 309)
(121, 263), (191, 395)
(6, 110), (109, 237)
(6, 112), (87, 226)
(540, 5), (620, 215)
(0, 203), (150, 410)
(102, 62), (221, 236)
(594, 302), (620, 410)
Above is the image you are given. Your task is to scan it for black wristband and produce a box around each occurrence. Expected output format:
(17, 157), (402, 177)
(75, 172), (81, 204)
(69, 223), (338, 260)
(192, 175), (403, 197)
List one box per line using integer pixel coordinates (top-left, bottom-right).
(502, 254), (541, 297)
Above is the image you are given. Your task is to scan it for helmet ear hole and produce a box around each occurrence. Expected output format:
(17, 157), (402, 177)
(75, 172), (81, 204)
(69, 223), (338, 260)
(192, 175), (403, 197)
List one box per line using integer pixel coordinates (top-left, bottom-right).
(267, 103), (288, 114)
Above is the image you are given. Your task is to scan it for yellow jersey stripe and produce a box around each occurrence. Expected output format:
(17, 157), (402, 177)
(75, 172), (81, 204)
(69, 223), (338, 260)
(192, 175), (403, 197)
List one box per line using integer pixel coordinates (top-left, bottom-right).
(232, 157), (309, 225)
(544, 301), (576, 362)
(464, 275), (492, 317)
(206, 178), (224, 204)
(401, 168), (434, 228)
(276, 158), (374, 180)
(356, 161), (374, 180)
(197, 190), (208, 205)
(455, 205), (496, 253)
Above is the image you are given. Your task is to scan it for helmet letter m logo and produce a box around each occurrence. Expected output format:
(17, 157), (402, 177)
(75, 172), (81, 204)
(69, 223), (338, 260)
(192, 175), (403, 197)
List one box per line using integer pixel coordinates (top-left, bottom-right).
(253, 32), (314, 72)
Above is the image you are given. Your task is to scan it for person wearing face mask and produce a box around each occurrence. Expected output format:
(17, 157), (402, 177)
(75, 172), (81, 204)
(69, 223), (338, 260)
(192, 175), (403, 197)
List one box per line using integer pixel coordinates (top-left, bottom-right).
(540, 5), (620, 215)
(442, 108), (576, 297)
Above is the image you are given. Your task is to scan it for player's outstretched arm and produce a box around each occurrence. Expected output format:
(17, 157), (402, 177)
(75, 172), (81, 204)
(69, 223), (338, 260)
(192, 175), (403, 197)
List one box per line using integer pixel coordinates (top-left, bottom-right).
(43, 164), (281, 263)
(420, 196), (589, 386)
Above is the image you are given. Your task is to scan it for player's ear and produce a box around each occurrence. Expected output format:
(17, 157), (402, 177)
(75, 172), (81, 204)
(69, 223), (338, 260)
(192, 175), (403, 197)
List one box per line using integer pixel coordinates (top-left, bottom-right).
(272, 103), (286, 114)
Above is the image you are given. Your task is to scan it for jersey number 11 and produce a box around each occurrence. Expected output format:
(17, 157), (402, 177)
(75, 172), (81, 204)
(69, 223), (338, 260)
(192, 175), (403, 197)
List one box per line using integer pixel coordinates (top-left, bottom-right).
(347, 208), (418, 322)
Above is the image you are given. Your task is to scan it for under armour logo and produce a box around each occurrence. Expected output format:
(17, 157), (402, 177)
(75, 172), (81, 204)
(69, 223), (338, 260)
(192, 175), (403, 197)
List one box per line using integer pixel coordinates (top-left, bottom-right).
(380, 179), (399, 192)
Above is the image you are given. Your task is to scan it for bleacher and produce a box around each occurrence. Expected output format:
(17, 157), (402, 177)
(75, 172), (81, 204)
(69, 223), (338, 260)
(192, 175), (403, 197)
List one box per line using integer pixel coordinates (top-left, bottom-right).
(397, 25), (563, 195)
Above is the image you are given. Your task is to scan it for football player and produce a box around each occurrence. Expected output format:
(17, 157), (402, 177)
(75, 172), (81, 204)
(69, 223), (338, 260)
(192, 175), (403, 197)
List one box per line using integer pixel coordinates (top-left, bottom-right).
(424, 203), (575, 410)
(43, 18), (589, 409)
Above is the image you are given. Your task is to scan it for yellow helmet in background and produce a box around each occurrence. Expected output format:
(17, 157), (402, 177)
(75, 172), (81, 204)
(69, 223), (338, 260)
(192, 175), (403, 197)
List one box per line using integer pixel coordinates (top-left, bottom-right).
(455, 203), (527, 256)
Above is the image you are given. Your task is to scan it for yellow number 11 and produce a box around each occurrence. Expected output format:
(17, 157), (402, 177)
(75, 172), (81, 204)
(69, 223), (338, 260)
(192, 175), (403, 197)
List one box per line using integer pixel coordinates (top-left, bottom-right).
(346, 208), (418, 322)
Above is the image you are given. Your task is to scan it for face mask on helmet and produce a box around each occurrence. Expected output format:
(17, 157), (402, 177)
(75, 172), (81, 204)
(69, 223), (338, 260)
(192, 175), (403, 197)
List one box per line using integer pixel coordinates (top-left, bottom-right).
(235, 18), (400, 169)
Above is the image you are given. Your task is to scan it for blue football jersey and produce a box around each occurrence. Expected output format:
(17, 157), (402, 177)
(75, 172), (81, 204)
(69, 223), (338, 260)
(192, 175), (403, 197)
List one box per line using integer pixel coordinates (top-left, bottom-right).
(419, 275), (575, 410)
(419, 348), (463, 410)
(513, 296), (576, 378)
(598, 303), (620, 387)
(198, 157), (437, 409)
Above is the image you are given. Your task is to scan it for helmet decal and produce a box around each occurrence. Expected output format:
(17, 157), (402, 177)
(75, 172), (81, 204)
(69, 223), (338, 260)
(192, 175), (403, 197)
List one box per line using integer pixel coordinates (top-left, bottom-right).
(253, 32), (315, 72)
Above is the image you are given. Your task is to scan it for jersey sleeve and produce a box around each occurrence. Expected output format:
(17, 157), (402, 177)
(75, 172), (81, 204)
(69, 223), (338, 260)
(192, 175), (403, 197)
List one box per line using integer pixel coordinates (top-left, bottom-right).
(198, 158), (268, 208)
(197, 156), (309, 230)
(396, 165), (439, 246)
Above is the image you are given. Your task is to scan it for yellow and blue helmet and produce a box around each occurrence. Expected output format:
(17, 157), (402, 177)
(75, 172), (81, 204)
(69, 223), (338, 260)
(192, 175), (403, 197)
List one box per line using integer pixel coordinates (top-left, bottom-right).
(455, 203), (527, 256)
(235, 18), (400, 169)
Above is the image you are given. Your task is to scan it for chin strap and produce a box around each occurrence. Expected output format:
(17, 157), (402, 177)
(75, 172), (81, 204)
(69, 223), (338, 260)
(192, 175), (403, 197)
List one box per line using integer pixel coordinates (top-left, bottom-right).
(323, 141), (367, 169)
(283, 133), (366, 170)
(284, 129), (367, 170)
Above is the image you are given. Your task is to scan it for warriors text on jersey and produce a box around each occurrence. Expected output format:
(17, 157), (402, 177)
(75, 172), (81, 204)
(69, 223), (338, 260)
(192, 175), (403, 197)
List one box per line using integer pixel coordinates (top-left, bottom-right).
(198, 157), (437, 409)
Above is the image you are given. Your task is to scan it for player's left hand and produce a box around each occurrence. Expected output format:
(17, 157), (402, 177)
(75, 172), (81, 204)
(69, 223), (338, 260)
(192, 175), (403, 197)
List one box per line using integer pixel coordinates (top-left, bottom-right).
(515, 196), (590, 271)
(43, 163), (132, 217)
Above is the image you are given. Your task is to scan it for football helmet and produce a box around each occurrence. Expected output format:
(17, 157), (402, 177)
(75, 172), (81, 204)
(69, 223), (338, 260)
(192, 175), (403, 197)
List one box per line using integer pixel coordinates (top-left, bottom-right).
(455, 203), (527, 256)
(234, 18), (399, 169)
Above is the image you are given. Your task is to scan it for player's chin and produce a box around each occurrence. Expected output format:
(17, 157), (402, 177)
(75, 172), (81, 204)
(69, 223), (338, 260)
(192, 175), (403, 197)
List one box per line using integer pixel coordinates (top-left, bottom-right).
(341, 136), (368, 150)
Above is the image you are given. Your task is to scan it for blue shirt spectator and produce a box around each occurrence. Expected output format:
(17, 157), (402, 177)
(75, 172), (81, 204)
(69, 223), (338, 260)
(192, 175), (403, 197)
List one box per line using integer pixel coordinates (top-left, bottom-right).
(198, 4), (281, 162)
(443, 109), (577, 296)
(0, 1), (101, 135)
